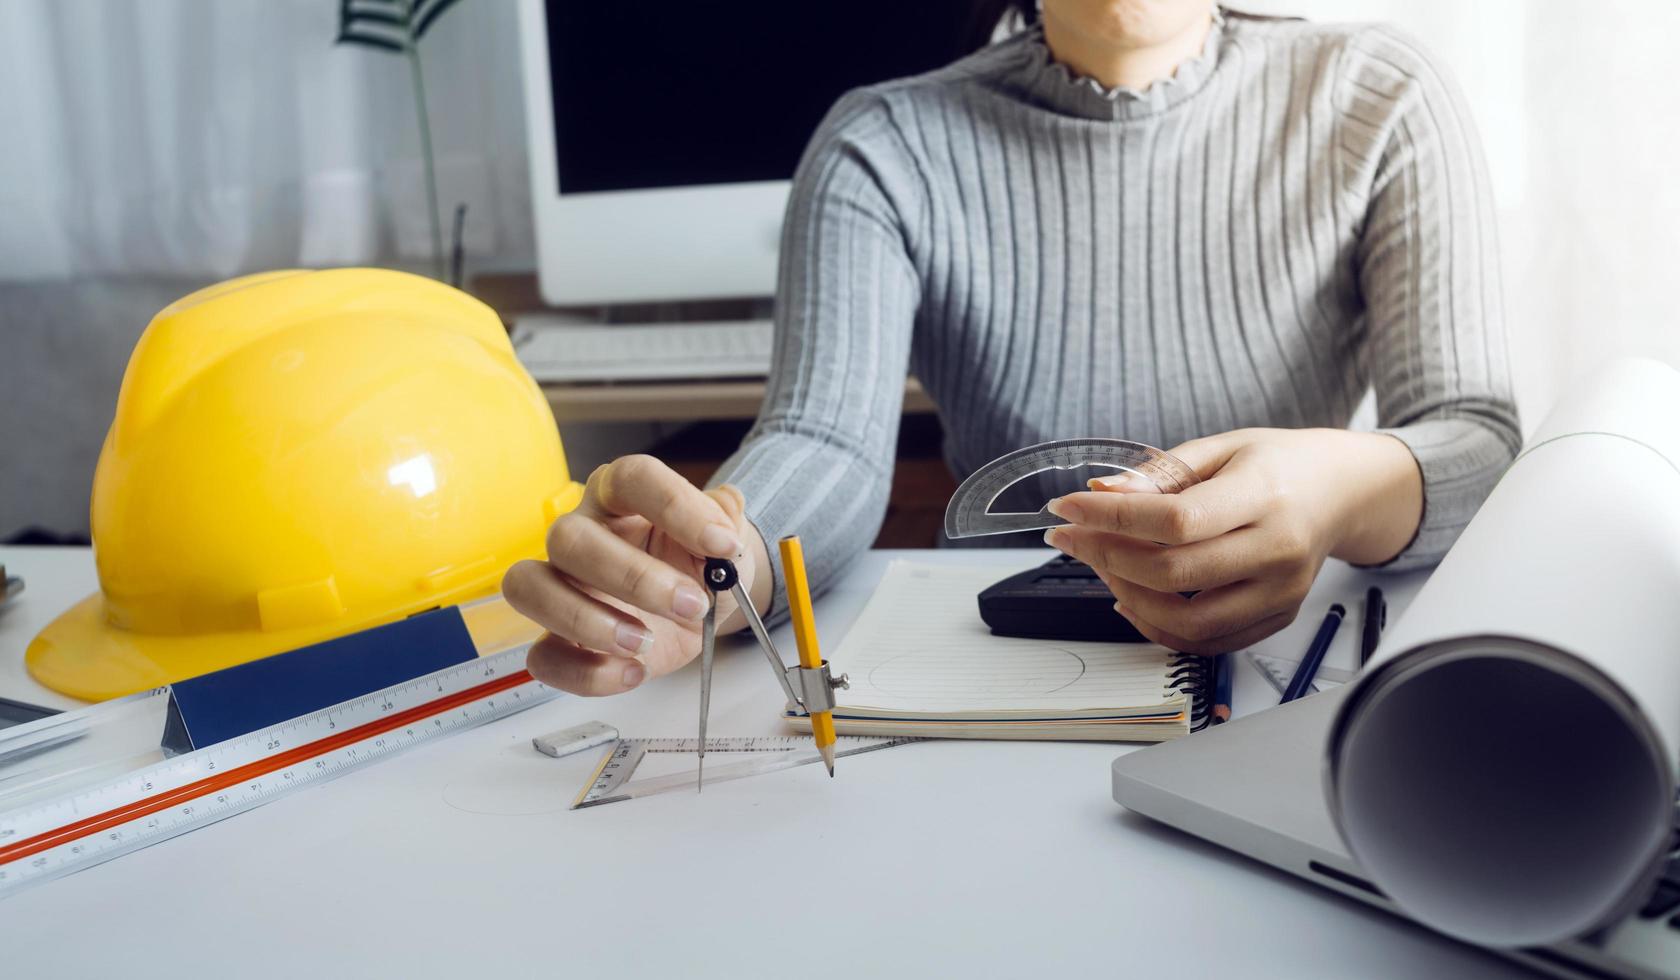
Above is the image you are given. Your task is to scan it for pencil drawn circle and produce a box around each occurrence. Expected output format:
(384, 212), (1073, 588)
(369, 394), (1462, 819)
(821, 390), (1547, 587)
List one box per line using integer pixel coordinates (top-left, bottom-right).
(442, 741), (577, 816)
(866, 648), (1087, 697)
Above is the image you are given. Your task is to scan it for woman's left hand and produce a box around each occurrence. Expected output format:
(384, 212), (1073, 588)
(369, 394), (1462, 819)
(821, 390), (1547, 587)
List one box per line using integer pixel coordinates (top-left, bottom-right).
(1043, 428), (1423, 654)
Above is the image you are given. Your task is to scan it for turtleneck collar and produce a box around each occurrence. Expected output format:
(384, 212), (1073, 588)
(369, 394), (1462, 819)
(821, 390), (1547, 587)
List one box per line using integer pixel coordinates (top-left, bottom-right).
(1010, 9), (1226, 122)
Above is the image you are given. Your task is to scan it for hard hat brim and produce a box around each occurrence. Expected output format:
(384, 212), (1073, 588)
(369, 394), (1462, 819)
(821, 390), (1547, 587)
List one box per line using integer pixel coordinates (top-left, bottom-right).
(27, 592), (428, 702)
(26, 582), (550, 703)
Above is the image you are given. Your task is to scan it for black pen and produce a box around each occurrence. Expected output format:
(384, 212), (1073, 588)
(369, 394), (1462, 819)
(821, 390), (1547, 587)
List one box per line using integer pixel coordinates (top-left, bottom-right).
(1281, 603), (1345, 703)
(1360, 586), (1386, 668)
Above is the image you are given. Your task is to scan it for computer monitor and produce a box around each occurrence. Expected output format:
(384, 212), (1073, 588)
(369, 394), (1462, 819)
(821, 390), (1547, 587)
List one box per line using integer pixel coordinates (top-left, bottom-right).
(517, 1), (976, 307)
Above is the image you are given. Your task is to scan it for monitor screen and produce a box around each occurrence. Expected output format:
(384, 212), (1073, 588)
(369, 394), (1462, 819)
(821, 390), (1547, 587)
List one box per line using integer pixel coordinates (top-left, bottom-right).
(547, 2), (979, 195)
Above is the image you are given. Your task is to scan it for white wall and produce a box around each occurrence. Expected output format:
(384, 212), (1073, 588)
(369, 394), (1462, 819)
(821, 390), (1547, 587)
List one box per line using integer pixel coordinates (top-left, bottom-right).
(1244, 0), (1680, 430)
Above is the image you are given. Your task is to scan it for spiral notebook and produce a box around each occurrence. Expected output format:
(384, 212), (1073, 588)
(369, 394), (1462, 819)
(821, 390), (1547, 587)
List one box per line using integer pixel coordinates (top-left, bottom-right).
(787, 561), (1209, 741)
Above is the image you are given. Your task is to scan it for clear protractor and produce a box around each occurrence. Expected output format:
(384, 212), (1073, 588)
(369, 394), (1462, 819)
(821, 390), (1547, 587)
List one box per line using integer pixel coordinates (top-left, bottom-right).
(943, 438), (1200, 539)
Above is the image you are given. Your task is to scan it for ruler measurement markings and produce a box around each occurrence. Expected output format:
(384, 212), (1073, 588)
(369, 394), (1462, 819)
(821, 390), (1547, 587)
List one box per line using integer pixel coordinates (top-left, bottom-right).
(572, 734), (922, 808)
(945, 439), (1199, 539)
(1, 689), (532, 886)
(0, 650), (552, 891)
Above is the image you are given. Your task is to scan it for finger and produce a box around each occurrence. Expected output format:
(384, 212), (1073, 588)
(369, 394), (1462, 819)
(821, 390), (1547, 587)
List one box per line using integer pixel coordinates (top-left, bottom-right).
(1088, 561), (1296, 652)
(545, 514), (712, 623)
(710, 483), (747, 523)
(581, 455), (742, 559)
(1047, 457), (1272, 545)
(1086, 470), (1162, 493)
(525, 634), (646, 697)
(1101, 577), (1293, 646)
(1121, 605), (1298, 656)
(1047, 525), (1279, 593)
(503, 559), (656, 656)
(1161, 430), (1248, 481)
(1087, 434), (1248, 493)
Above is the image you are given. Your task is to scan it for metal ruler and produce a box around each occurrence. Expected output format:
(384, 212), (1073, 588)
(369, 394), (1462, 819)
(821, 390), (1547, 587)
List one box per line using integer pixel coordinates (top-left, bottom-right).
(0, 646), (553, 896)
(571, 733), (919, 809)
(944, 438), (1201, 539)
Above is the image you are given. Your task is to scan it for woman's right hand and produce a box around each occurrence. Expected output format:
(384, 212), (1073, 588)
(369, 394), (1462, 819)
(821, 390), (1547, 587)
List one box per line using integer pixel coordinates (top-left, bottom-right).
(502, 455), (763, 696)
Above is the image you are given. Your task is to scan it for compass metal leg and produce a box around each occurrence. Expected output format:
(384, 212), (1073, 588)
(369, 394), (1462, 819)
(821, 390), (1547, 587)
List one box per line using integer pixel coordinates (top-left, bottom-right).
(697, 593), (716, 792)
(730, 583), (803, 708)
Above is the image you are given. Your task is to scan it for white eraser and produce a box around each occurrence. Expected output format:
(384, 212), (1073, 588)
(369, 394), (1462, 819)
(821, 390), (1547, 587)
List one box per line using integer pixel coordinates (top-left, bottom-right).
(532, 720), (619, 758)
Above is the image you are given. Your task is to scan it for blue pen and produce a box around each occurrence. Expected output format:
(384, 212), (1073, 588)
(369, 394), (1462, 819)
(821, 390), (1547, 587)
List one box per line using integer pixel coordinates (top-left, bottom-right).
(1281, 603), (1346, 704)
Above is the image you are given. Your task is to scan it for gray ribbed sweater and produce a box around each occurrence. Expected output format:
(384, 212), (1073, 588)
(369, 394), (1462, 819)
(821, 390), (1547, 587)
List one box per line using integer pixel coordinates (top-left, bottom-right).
(712, 12), (1520, 614)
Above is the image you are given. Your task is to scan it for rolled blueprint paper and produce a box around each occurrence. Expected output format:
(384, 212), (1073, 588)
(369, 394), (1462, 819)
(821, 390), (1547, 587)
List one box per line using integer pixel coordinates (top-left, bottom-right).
(1325, 357), (1680, 947)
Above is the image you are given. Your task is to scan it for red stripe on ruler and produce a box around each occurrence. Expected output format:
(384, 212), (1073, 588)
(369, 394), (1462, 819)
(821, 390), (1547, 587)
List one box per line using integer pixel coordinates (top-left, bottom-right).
(0, 669), (534, 868)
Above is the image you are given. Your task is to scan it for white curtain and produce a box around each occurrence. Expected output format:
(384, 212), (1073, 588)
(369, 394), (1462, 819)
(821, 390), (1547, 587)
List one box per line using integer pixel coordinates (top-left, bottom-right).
(0, 0), (534, 281)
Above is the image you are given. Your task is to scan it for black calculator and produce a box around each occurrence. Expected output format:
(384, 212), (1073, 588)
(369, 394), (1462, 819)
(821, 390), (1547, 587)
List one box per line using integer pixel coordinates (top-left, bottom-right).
(977, 554), (1149, 642)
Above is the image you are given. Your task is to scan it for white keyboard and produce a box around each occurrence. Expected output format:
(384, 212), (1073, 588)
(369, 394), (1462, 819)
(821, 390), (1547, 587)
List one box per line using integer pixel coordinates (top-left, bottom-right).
(511, 317), (774, 382)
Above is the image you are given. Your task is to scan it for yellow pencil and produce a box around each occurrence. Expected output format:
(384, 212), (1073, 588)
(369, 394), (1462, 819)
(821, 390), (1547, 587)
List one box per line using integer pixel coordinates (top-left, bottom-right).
(778, 535), (837, 776)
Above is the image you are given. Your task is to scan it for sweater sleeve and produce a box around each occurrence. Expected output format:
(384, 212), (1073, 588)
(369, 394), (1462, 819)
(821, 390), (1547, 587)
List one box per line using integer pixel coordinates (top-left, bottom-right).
(1343, 27), (1522, 570)
(708, 91), (923, 620)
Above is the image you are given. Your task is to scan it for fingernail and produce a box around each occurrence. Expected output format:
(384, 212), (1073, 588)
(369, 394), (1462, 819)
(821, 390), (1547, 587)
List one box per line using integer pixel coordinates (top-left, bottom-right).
(1043, 528), (1063, 548)
(614, 622), (653, 655)
(672, 586), (707, 621)
(700, 524), (740, 557)
(1045, 497), (1069, 519)
(1091, 474), (1133, 490)
(621, 661), (645, 688)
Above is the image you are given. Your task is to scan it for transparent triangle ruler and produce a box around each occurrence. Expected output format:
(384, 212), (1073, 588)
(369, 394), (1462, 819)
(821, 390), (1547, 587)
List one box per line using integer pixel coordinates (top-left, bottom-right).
(1245, 651), (1356, 698)
(548, 725), (920, 809)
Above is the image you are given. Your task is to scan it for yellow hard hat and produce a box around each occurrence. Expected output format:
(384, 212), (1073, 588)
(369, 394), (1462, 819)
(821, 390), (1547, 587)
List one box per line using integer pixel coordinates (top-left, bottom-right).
(28, 268), (585, 701)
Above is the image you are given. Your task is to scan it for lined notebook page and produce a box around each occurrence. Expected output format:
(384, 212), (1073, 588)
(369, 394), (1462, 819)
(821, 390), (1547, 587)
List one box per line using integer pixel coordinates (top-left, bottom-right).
(831, 561), (1183, 716)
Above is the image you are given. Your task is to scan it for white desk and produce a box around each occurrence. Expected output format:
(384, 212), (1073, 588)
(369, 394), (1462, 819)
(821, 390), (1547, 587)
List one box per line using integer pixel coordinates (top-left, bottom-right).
(0, 546), (1526, 978)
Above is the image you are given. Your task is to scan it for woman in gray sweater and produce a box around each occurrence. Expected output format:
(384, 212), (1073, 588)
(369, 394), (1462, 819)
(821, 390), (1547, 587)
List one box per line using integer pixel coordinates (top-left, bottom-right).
(504, 1), (1519, 696)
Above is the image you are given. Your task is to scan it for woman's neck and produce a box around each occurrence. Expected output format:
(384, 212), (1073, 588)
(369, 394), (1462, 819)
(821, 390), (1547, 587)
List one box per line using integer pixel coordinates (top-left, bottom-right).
(1040, 8), (1215, 92)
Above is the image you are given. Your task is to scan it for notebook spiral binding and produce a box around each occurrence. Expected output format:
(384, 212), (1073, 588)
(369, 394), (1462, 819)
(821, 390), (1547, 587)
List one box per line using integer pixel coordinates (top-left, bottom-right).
(1165, 655), (1214, 732)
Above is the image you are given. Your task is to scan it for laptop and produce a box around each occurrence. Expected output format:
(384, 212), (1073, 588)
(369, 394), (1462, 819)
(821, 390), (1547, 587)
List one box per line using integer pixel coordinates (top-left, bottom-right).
(1111, 688), (1680, 980)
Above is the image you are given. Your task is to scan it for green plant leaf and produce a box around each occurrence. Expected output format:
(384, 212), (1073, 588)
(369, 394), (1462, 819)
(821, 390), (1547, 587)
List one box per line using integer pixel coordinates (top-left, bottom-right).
(413, 0), (463, 40)
(335, 30), (407, 53)
(336, 0), (465, 50)
(337, 0), (413, 53)
(345, 10), (406, 28)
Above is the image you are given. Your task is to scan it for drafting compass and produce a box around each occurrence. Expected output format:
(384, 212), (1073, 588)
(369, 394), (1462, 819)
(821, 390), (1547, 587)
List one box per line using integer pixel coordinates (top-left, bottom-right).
(695, 556), (847, 790)
(943, 438), (1200, 539)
